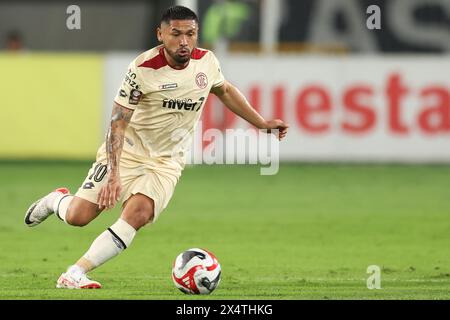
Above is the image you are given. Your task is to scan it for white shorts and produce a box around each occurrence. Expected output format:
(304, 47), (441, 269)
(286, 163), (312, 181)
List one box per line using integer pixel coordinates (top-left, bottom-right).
(75, 145), (181, 223)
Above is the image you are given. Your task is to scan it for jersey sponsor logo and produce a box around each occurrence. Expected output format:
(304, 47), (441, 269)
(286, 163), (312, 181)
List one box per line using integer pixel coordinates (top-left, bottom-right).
(159, 83), (178, 90)
(195, 72), (208, 89)
(162, 97), (205, 112)
(124, 69), (140, 90)
(129, 89), (143, 105)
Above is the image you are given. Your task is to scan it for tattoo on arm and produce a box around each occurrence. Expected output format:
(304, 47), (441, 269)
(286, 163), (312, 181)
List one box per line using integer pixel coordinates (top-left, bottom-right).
(106, 103), (134, 177)
(111, 104), (133, 123)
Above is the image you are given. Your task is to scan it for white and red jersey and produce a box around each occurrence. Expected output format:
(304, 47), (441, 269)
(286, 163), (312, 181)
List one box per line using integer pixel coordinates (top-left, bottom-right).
(112, 45), (225, 172)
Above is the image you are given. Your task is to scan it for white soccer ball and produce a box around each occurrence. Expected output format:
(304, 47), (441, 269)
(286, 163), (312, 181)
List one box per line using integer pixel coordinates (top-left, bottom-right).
(172, 248), (221, 295)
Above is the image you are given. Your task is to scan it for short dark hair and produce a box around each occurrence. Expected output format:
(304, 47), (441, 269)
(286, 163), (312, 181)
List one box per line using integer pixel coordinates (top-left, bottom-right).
(160, 6), (199, 25)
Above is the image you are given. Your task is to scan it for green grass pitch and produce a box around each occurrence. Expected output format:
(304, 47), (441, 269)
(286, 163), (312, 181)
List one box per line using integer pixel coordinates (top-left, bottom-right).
(0, 162), (449, 299)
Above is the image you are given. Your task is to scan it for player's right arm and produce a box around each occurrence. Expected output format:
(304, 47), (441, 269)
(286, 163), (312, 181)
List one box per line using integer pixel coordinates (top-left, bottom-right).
(97, 58), (145, 210)
(97, 102), (134, 210)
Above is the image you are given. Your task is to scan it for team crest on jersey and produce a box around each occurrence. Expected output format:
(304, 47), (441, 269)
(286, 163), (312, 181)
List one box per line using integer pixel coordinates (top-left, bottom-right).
(195, 72), (208, 89)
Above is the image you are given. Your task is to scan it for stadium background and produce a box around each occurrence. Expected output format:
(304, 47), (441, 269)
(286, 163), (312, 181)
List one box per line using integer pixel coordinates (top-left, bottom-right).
(0, 0), (449, 299)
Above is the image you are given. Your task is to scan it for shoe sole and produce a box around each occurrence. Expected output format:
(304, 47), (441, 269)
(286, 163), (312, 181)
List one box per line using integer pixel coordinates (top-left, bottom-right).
(24, 200), (41, 227)
(56, 276), (102, 289)
(80, 283), (102, 289)
(56, 283), (102, 289)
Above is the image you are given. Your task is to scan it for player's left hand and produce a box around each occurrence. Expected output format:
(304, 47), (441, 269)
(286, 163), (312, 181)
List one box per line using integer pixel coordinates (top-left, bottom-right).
(265, 119), (289, 141)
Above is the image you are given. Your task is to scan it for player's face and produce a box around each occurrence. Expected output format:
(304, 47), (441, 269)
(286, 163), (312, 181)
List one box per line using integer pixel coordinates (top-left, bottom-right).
(158, 19), (198, 66)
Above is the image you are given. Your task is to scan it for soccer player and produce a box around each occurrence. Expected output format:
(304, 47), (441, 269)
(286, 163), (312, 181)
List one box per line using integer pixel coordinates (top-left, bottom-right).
(24, 6), (288, 289)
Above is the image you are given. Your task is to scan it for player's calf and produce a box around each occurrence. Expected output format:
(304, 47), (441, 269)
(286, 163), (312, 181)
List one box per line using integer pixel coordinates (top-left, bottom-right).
(56, 217), (136, 289)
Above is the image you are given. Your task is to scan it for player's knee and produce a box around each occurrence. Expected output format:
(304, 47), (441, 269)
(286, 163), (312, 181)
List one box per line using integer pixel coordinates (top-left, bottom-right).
(122, 194), (155, 230)
(65, 206), (91, 227)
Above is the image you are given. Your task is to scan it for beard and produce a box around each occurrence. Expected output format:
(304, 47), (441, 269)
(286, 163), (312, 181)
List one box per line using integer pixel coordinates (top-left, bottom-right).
(168, 47), (191, 64)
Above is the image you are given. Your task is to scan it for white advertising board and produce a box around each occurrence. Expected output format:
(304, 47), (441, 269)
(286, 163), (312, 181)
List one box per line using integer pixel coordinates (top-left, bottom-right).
(105, 54), (450, 163)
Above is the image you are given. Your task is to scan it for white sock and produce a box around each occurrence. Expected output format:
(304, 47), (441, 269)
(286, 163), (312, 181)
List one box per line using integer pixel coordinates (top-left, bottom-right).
(82, 218), (136, 269)
(52, 194), (73, 223)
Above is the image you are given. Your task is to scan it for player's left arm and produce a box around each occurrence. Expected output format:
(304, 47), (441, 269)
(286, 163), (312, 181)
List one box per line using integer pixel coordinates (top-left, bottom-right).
(210, 81), (288, 140)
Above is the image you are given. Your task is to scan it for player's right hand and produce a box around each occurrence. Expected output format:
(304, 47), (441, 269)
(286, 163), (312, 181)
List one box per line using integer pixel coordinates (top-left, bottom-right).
(265, 119), (289, 141)
(97, 175), (122, 210)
